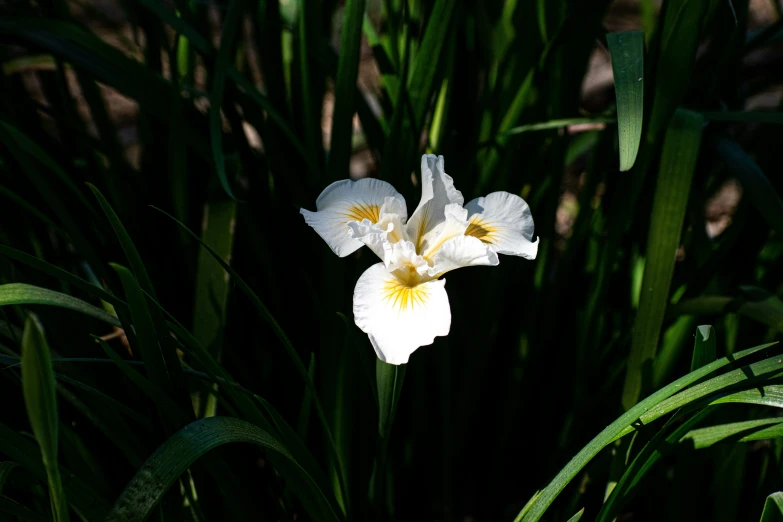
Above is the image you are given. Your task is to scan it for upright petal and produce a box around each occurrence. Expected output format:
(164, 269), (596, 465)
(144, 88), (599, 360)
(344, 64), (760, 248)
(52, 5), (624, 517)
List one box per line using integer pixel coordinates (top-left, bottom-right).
(428, 235), (499, 277)
(406, 155), (464, 252)
(353, 263), (451, 365)
(300, 179), (406, 257)
(464, 192), (538, 259)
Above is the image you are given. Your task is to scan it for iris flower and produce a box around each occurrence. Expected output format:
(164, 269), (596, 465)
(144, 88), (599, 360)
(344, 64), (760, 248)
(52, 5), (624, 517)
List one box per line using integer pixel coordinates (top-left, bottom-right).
(301, 155), (537, 364)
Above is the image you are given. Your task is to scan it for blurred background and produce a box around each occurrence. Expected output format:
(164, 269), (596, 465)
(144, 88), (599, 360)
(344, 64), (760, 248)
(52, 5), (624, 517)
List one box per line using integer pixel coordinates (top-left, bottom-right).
(1, 0), (783, 520)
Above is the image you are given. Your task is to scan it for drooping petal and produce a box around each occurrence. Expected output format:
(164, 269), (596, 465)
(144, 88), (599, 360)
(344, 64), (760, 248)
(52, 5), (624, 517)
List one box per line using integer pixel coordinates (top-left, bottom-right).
(300, 179), (406, 257)
(353, 263), (451, 365)
(464, 191), (538, 259)
(428, 235), (499, 277)
(406, 155), (464, 252)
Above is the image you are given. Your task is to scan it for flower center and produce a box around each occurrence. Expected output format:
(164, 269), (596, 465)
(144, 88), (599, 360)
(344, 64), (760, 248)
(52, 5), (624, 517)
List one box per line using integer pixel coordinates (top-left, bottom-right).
(382, 274), (430, 312)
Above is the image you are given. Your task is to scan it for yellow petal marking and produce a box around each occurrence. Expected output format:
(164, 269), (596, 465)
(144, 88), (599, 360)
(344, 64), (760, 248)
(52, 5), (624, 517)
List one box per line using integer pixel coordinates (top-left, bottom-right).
(465, 217), (498, 244)
(344, 202), (381, 223)
(382, 276), (430, 314)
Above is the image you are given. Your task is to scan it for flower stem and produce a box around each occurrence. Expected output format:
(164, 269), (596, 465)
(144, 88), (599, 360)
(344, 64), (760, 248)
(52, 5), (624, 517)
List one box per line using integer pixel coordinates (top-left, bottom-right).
(370, 359), (407, 516)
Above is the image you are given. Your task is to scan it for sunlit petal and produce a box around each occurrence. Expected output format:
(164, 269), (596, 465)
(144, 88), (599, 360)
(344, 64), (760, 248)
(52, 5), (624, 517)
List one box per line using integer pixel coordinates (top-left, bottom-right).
(347, 219), (394, 264)
(428, 235), (499, 277)
(387, 240), (430, 276)
(464, 191), (538, 259)
(300, 179), (406, 257)
(406, 155), (464, 251)
(420, 203), (470, 260)
(353, 263), (451, 365)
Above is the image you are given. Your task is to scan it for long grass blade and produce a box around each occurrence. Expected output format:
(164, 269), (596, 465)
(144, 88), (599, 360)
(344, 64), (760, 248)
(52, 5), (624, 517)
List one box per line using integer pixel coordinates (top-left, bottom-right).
(712, 136), (783, 237)
(21, 315), (69, 522)
(518, 341), (773, 522)
(106, 417), (341, 522)
(607, 31), (644, 171)
(680, 418), (783, 449)
(326, 0), (365, 182)
(149, 206), (350, 509)
(622, 109), (703, 409)
(0, 283), (119, 327)
(210, 0), (242, 199)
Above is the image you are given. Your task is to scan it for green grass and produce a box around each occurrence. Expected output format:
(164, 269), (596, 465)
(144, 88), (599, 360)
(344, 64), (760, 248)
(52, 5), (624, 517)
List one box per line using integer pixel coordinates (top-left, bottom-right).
(1, 0), (783, 521)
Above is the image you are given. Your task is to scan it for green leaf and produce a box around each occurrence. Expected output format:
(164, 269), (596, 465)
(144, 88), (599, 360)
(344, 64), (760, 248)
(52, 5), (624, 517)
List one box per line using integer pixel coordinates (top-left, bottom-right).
(710, 385), (783, 409)
(150, 206), (349, 508)
(21, 315), (69, 522)
(607, 30), (644, 171)
(0, 122), (104, 277)
(760, 492), (783, 522)
(671, 290), (783, 334)
(646, 0), (710, 142)
(0, 245), (124, 310)
(326, 0), (365, 182)
(192, 203), (236, 351)
(192, 200), (236, 417)
(106, 417), (341, 522)
(0, 283), (120, 327)
(298, 0), (324, 181)
(616, 345), (782, 440)
(623, 109), (704, 409)
(597, 408), (714, 522)
(0, 423), (109, 520)
(566, 508), (585, 522)
(517, 341), (773, 522)
(0, 19), (177, 120)
(680, 418), (783, 449)
(690, 325), (716, 371)
(499, 117), (615, 137)
(0, 461), (20, 494)
(93, 336), (189, 428)
(0, 184), (68, 237)
(712, 136), (783, 237)
(0, 495), (51, 522)
(210, 0), (242, 199)
(652, 315), (698, 387)
(111, 264), (179, 400)
(380, 0), (457, 186)
(88, 184), (186, 402)
(338, 312), (377, 401)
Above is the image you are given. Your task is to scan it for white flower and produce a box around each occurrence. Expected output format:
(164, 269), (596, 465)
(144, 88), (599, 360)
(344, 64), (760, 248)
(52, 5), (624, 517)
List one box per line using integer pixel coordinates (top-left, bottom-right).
(300, 155), (538, 364)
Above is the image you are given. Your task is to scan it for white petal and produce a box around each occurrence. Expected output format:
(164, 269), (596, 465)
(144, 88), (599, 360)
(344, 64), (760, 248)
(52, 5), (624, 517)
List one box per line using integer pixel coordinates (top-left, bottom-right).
(347, 219), (394, 264)
(464, 191), (538, 259)
(420, 203), (470, 259)
(387, 240), (429, 276)
(406, 155), (464, 250)
(353, 263), (451, 365)
(428, 235), (499, 277)
(300, 179), (406, 257)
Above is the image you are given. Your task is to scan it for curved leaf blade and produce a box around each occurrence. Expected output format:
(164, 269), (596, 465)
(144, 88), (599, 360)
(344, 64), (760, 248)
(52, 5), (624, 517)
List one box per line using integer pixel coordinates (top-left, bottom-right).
(106, 417), (340, 522)
(21, 315), (70, 522)
(518, 341), (774, 522)
(0, 283), (119, 327)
